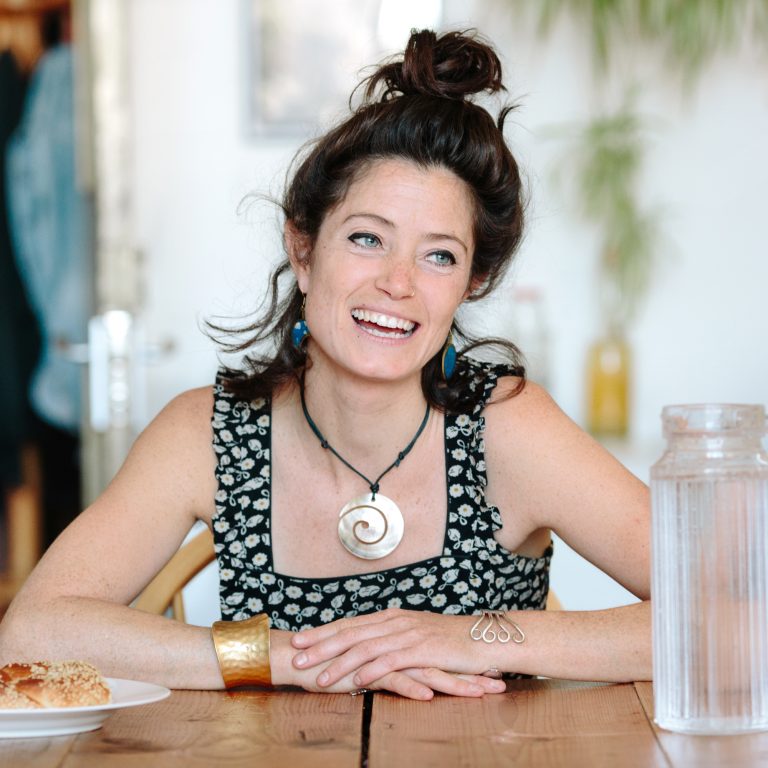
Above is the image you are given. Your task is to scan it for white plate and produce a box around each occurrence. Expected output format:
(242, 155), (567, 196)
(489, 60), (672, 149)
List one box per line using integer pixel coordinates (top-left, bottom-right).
(0, 678), (171, 739)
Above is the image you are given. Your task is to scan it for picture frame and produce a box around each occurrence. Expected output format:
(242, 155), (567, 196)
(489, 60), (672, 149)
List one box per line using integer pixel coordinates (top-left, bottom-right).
(241, 0), (444, 137)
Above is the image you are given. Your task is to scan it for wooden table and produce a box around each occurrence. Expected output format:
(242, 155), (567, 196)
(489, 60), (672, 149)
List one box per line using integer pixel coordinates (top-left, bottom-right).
(3, 680), (768, 767)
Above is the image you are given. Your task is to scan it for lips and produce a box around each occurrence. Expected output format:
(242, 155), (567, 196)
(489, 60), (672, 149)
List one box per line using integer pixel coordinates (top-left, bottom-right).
(351, 309), (417, 339)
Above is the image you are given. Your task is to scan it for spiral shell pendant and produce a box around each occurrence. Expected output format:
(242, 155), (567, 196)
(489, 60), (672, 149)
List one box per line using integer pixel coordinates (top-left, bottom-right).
(338, 493), (404, 560)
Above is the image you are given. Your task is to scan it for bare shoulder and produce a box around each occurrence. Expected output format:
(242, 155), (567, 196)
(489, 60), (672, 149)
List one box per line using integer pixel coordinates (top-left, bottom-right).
(483, 376), (650, 597)
(8, 385), (219, 608)
(485, 377), (573, 436)
(487, 376), (549, 409)
(116, 385), (216, 511)
(481, 377), (588, 513)
(483, 375), (640, 487)
(148, 385), (214, 436)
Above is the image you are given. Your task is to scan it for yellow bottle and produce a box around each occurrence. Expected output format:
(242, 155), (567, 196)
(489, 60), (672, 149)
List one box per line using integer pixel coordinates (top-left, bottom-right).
(586, 335), (630, 437)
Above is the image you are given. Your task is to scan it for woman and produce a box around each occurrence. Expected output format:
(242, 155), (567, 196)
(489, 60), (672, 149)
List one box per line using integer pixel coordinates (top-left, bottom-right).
(0, 29), (650, 700)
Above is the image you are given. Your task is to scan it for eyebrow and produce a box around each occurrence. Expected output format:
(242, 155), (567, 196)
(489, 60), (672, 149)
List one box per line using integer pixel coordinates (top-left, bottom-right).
(342, 212), (470, 252)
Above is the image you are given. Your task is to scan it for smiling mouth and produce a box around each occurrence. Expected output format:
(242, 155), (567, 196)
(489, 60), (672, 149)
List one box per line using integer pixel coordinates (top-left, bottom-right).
(351, 309), (417, 339)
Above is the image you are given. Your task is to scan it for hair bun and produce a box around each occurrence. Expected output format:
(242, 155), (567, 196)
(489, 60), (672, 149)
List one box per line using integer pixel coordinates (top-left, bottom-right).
(364, 29), (504, 102)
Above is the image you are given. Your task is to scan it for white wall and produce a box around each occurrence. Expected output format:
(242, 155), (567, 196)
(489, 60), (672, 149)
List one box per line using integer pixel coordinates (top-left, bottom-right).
(128, 1), (768, 612)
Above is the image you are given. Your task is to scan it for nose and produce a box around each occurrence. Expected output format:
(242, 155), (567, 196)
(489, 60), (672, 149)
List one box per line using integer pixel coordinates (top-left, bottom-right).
(375, 255), (415, 299)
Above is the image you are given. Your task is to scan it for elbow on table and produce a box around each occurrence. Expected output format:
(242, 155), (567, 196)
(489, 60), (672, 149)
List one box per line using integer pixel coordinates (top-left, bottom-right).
(0, 594), (65, 664)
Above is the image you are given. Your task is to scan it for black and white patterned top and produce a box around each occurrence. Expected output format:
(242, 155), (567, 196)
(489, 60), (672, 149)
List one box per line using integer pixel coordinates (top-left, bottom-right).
(211, 359), (552, 632)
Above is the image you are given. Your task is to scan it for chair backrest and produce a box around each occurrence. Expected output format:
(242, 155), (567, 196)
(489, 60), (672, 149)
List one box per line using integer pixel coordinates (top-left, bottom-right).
(546, 590), (562, 610)
(133, 527), (215, 622)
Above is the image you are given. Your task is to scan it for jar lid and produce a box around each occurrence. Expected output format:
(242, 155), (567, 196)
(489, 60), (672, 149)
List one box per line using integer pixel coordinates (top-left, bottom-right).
(661, 403), (766, 437)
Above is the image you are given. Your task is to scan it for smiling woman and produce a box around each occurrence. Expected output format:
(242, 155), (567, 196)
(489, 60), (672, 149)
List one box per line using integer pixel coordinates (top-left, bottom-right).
(217, 28), (526, 413)
(0, 29), (651, 701)
(286, 160), (476, 387)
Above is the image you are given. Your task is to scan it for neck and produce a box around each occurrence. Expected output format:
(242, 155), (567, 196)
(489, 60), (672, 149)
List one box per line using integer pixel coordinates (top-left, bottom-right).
(291, 363), (431, 472)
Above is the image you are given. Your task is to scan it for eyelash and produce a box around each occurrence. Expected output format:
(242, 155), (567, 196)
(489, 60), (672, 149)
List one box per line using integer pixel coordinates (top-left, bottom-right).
(348, 232), (457, 268)
(426, 250), (456, 268)
(349, 232), (381, 248)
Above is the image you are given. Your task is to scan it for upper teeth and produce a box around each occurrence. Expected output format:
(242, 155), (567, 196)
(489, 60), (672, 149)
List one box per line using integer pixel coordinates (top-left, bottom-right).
(351, 309), (415, 331)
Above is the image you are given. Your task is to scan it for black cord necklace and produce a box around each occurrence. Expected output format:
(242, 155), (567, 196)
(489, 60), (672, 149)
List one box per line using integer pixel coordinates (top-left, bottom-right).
(300, 383), (431, 560)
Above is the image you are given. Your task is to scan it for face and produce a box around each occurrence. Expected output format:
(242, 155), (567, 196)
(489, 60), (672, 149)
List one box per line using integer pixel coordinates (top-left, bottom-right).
(288, 158), (476, 385)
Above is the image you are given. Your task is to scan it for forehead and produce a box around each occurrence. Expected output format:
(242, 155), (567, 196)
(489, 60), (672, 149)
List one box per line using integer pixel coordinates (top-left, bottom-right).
(330, 158), (475, 232)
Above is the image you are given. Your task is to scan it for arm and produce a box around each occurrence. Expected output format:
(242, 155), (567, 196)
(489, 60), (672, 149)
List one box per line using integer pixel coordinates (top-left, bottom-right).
(0, 389), (225, 688)
(0, 389), (502, 698)
(289, 381), (652, 686)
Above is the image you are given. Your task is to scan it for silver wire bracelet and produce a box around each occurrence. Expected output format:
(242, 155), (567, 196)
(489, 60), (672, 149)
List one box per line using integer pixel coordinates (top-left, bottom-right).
(470, 610), (526, 644)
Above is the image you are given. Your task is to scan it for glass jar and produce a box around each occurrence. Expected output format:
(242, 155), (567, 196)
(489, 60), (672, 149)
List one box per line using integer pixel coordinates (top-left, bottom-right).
(651, 404), (768, 734)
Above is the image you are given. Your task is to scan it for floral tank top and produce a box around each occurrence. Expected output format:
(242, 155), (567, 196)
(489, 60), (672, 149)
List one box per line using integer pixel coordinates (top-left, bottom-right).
(211, 359), (552, 631)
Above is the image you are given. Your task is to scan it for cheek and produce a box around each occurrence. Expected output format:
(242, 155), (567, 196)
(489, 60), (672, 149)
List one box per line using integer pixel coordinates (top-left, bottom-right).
(435, 280), (472, 317)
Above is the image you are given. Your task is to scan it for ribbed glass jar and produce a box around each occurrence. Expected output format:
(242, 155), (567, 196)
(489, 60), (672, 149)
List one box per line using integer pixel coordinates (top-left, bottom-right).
(651, 404), (768, 734)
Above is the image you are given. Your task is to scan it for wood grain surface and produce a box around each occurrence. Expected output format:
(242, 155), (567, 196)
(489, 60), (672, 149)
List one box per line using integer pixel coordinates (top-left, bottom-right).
(2, 681), (768, 767)
(0, 689), (363, 768)
(635, 681), (768, 768)
(369, 679), (668, 768)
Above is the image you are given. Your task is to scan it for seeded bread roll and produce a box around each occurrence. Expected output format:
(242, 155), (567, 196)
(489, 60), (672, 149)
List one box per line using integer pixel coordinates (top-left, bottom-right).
(0, 661), (111, 708)
(0, 661), (51, 683)
(0, 681), (41, 708)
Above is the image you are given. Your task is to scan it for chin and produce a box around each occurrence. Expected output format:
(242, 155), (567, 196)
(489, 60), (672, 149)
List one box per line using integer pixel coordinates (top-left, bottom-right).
(349, 359), (421, 383)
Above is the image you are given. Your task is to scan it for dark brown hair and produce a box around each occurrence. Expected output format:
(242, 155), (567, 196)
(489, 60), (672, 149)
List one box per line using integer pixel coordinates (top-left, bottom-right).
(212, 29), (526, 411)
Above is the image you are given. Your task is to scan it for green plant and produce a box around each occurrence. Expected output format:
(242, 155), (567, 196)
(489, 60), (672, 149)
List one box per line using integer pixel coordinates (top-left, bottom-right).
(552, 97), (662, 330)
(508, 0), (768, 83)
(494, 0), (764, 327)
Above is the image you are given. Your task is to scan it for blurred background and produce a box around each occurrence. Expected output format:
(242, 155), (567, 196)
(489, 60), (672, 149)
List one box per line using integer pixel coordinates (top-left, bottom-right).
(1, 0), (767, 617)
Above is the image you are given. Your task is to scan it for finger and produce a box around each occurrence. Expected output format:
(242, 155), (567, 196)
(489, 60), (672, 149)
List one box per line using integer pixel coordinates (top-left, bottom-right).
(315, 636), (425, 688)
(403, 668), (491, 698)
(373, 671), (434, 701)
(349, 646), (436, 688)
(294, 621), (413, 673)
(454, 674), (507, 694)
(291, 609), (400, 649)
(352, 656), (507, 693)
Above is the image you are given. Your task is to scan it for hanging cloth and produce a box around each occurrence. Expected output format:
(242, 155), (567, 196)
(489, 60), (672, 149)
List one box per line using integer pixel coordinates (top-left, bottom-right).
(6, 42), (92, 433)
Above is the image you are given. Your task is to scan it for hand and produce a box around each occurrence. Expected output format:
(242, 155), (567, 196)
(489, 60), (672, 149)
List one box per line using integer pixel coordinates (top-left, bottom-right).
(289, 609), (495, 690)
(295, 666), (506, 700)
(271, 627), (505, 700)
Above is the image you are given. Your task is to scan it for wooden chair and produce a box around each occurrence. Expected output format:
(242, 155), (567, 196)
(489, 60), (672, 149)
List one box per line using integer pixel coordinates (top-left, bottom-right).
(0, 444), (43, 612)
(546, 590), (562, 610)
(133, 527), (215, 622)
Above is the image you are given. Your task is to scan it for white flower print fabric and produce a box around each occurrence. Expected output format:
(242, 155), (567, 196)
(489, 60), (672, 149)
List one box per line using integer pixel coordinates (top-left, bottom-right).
(211, 359), (552, 632)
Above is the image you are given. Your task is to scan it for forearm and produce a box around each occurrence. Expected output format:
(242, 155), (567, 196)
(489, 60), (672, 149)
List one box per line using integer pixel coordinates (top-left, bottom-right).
(0, 596), (395, 694)
(0, 596), (224, 690)
(291, 602), (652, 688)
(487, 601), (651, 682)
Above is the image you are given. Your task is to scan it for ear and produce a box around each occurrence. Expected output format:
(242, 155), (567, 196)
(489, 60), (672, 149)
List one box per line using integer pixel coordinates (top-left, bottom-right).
(463, 273), (486, 301)
(284, 220), (312, 293)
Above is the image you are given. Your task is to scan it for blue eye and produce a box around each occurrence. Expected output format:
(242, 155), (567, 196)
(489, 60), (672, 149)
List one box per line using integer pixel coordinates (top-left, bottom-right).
(349, 232), (381, 248)
(427, 250), (456, 267)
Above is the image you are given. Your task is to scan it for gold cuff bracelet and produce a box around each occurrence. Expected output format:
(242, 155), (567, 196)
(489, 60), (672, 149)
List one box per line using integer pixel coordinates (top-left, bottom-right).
(211, 614), (272, 689)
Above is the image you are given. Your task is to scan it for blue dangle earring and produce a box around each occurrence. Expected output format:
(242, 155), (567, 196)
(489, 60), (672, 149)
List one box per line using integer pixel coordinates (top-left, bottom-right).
(441, 330), (457, 380)
(291, 294), (309, 350)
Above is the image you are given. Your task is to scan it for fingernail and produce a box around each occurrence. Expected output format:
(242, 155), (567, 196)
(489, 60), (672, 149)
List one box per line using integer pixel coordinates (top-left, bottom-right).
(294, 653), (308, 667)
(353, 674), (362, 686)
(492, 680), (506, 691)
(317, 671), (330, 686)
